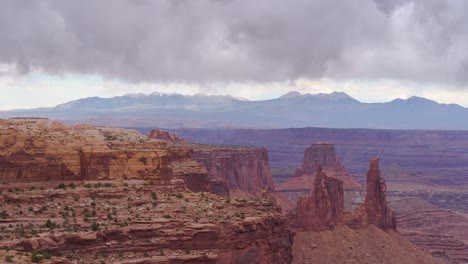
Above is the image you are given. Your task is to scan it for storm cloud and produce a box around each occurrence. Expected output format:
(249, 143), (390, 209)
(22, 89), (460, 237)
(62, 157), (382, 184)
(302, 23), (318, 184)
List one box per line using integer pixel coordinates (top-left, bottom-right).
(1, 0), (468, 85)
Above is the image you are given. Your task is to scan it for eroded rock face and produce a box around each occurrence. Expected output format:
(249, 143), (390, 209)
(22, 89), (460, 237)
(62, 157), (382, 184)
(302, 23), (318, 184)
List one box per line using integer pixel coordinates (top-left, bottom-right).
(294, 143), (341, 176)
(189, 145), (275, 197)
(0, 119), (209, 193)
(0, 118), (295, 263)
(0, 185), (294, 264)
(365, 158), (397, 230)
(294, 167), (344, 231)
(148, 129), (183, 142)
(277, 143), (361, 203)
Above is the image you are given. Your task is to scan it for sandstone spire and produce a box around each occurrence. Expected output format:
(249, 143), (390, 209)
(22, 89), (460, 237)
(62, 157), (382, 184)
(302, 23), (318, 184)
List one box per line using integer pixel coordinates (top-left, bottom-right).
(365, 158), (396, 230)
(294, 166), (344, 231)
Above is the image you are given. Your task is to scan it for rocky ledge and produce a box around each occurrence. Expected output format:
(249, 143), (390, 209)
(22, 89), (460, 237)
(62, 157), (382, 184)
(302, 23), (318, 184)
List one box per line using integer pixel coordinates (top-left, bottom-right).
(0, 182), (294, 264)
(0, 119), (295, 263)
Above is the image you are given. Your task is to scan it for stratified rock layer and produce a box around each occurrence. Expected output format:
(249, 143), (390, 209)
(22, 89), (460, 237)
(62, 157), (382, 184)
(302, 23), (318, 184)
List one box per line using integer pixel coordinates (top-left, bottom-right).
(294, 143), (341, 176)
(294, 167), (344, 231)
(0, 118), (295, 263)
(0, 185), (294, 264)
(188, 144), (275, 197)
(277, 143), (362, 203)
(1, 119), (164, 180)
(364, 158), (396, 230)
(148, 129), (183, 142)
(0, 118), (211, 194)
(390, 198), (468, 263)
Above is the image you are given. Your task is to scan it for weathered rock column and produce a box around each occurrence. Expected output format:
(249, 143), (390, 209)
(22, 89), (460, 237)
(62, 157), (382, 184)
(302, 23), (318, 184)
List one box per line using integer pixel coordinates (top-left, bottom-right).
(365, 157), (396, 230)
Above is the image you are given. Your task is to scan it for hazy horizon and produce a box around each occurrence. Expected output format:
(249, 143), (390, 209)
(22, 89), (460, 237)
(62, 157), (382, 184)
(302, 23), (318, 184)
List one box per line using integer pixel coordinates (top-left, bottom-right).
(1, 89), (466, 111)
(2, 1), (468, 110)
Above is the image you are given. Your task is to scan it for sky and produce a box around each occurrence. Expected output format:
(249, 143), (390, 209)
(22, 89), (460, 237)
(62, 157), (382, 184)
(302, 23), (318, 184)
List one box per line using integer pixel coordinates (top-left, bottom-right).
(2, 0), (468, 109)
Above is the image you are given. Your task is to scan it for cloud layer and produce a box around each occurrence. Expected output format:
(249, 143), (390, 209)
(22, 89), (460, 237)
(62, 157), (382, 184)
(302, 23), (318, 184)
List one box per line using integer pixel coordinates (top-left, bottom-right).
(1, 0), (468, 85)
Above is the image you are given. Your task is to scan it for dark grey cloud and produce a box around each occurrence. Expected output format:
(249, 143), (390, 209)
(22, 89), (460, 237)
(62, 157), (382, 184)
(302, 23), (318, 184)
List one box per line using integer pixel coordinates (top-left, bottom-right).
(1, 0), (468, 85)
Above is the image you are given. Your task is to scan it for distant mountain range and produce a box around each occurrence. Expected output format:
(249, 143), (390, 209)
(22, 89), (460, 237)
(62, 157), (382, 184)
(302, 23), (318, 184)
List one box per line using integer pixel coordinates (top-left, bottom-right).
(1, 91), (467, 130)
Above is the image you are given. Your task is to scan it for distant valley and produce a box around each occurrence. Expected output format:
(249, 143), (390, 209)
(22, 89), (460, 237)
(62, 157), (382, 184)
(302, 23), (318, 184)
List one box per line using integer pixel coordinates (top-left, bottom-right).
(139, 126), (468, 191)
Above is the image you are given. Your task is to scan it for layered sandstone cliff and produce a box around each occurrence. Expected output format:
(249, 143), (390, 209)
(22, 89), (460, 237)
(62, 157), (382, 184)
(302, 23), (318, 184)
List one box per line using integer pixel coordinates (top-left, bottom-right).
(171, 143), (275, 198)
(0, 118), (209, 193)
(277, 143), (362, 203)
(148, 129), (183, 142)
(0, 119), (295, 263)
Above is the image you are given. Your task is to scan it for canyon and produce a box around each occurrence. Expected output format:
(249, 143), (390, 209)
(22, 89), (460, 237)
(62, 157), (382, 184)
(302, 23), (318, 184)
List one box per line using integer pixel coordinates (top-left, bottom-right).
(163, 127), (468, 191)
(0, 118), (457, 264)
(390, 198), (468, 263)
(289, 152), (440, 264)
(158, 127), (468, 263)
(0, 119), (294, 263)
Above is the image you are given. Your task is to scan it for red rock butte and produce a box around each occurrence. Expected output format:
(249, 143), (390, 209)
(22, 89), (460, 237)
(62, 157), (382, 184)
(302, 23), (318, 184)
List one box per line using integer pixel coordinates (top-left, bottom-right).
(148, 129), (183, 142)
(295, 143), (341, 176)
(277, 143), (362, 203)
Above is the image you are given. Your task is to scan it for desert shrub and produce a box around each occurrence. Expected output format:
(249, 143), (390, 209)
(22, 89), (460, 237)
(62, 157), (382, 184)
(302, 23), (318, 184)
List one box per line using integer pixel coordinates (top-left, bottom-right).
(31, 251), (51, 263)
(4, 254), (14, 262)
(91, 222), (100, 231)
(45, 219), (56, 229)
(1, 211), (8, 219)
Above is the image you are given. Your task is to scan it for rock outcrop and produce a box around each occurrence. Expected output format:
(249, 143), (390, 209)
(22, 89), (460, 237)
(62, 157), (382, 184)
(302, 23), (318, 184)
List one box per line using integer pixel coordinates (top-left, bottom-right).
(294, 143), (341, 176)
(293, 167), (344, 231)
(0, 118), (208, 193)
(0, 184), (294, 264)
(277, 143), (362, 203)
(0, 118), (295, 263)
(188, 144), (275, 197)
(148, 129), (183, 142)
(365, 158), (397, 230)
(293, 157), (397, 233)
